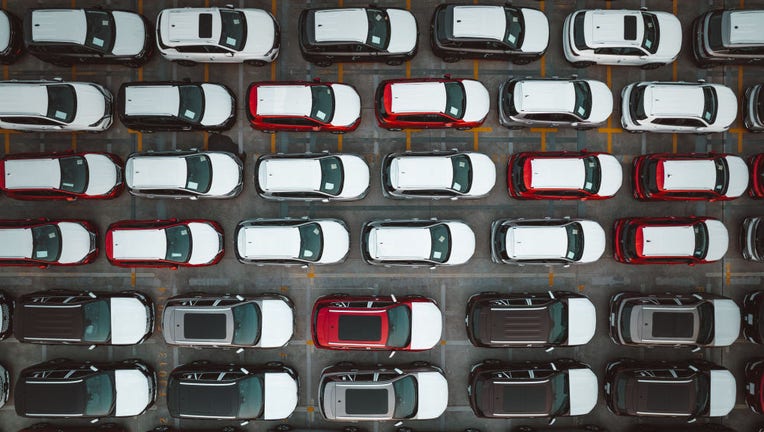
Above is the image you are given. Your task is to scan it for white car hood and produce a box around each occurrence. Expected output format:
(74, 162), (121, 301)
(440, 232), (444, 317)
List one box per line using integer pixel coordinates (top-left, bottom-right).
(112, 11), (146, 56)
(200, 84), (234, 127)
(704, 219), (729, 262)
(241, 9), (276, 56)
(329, 84), (361, 127)
(444, 221), (475, 265)
(316, 220), (349, 264)
(0, 13), (10, 52)
(386, 9), (417, 54)
(577, 220), (606, 263)
(114, 369), (151, 416)
(412, 371), (448, 419)
(723, 155), (749, 198)
(519, 8), (549, 53)
(206, 152), (241, 197)
(567, 297), (596, 345)
(466, 152), (496, 197)
(709, 369), (736, 417)
(654, 12), (682, 61)
(409, 301), (442, 350)
(712, 84), (739, 131)
(72, 83), (109, 127)
(336, 154), (370, 199)
(187, 222), (222, 265)
(258, 299), (294, 348)
(84, 154), (119, 196)
(587, 80), (614, 124)
(58, 222), (91, 264)
(712, 299), (740, 347)
(461, 80), (489, 123)
(263, 372), (298, 420)
(595, 153), (623, 197)
(568, 368), (598, 415)
(110, 297), (149, 345)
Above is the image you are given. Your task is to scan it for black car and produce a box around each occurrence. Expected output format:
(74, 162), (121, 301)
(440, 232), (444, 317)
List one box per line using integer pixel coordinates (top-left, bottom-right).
(743, 290), (764, 343)
(24, 8), (153, 67)
(629, 425), (736, 432)
(149, 427), (245, 432)
(21, 424), (129, 432)
(0, 290), (12, 340)
(0, 10), (24, 64)
(0, 362), (8, 409)
(514, 427), (606, 432)
(270, 426), (365, 432)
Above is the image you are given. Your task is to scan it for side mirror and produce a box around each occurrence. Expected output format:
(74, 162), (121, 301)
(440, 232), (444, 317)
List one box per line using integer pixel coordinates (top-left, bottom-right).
(313, 77), (321, 82)
(548, 417), (557, 426)
(388, 351), (396, 358)
(391, 294), (397, 303)
(66, 196), (76, 202)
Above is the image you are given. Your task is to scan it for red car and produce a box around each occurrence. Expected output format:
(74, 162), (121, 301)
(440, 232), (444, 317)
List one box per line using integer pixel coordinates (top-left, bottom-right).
(106, 219), (224, 269)
(507, 151), (623, 199)
(311, 294), (442, 351)
(748, 153), (764, 198)
(613, 216), (729, 265)
(0, 151), (124, 200)
(375, 77), (489, 130)
(745, 359), (764, 414)
(246, 80), (361, 133)
(633, 153), (748, 201)
(0, 218), (97, 267)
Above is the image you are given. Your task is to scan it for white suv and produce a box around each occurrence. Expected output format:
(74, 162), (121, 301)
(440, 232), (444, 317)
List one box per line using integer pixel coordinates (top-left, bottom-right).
(156, 7), (279, 66)
(562, 9), (681, 68)
(621, 81), (738, 133)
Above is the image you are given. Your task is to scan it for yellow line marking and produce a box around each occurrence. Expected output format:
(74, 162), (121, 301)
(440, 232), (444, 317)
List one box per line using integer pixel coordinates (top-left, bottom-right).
(741, 0), (745, 7)
(405, 61), (411, 78)
(4, 132), (9, 154)
(540, 56), (545, 77)
(130, 270), (136, 287)
(71, 0), (76, 6)
(473, 60), (479, 80)
(71, 65), (76, 80)
(270, 133), (276, 153)
(605, 0), (610, 9)
(406, 130), (411, 151)
(337, 134), (343, 152)
(606, 65), (612, 88)
(339, 0), (343, 6)
(307, 406), (315, 413)
(306, 340), (314, 345)
(204, 64), (209, 82)
(280, 285), (288, 292)
(470, 127), (492, 133)
(128, 129), (143, 152)
(338, 63), (343, 83)
(138, 0), (143, 14)
(530, 128), (557, 152)
(730, 128), (746, 153)
(440, 339), (447, 345)
(71, 133), (77, 151)
(725, 263), (731, 285)
(138, 67), (143, 81)
(203, 131), (209, 150)
(307, 266), (315, 278)
(577, 284), (584, 292)
(272, 0), (277, 14)
(672, 134), (677, 153)
(539, 1), (544, 12)
(406, 0), (410, 10)
(1, 0), (5, 9)
(548, 270), (554, 287)
(473, 131), (479, 151)
(735, 66), (744, 152)
(270, 61), (276, 80)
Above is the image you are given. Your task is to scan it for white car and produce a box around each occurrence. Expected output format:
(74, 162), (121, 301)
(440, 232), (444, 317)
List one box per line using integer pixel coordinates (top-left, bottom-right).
(499, 78), (613, 129)
(235, 218), (350, 266)
(562, 9), (682, 68)
(255, 153), (369, 201)
(361, 219), (476, 267)
(381, 150), (496, 199)
(125, 150), (243, 199)
(491, 218), (606, 266)
(621, 81), (738, 133)
(156, 7), (279, 66)
(0, 80), (113, 132)
(0, 219), (97, 267)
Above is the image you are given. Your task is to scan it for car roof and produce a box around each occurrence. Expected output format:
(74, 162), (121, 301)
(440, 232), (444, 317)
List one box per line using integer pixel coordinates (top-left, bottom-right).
(255, 85), (312, 117)
(659, 159), (717, 191)
(638, 225), (695, 257)
(183, 311), (229, 340)
(506, 225), (568, 259)
(3, 158), (61, 190)
(241, 225), (301, 259)
(0, 84), (47, 116)
(313, 9), (368, 43)
(0, 227), (32, 259)
(31, 9), (87, 44)
(163, 8), (221, 46)
(727, 10), (764, 46)
(260, 158), (322, 191)
(528, 157), (585, 189)
(516, 81), (577, 114)
(21, 379), (88, 415)
(337, 315), (383, 341)
(391, 155), (454, 190)
(494, 378), (553, 415)
(644, 84), (705, 118)
(587, 10), (644, 48)
(451, 6), (506, 41)
(127, 155), (187, 189)
(19, 300), (85, 341)
(390, 82), (446, 114)
(111, 228), (167, 260)
(370, 226), (431, 260)
(124, 85), (181, 117)
(176, 380), (241, 418)
(634, 379), (696, 415)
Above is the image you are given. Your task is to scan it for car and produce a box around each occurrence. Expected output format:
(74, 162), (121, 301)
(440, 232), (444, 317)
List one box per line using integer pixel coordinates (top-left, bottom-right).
(14, 290), (154, 346)
(629, 425), (735, 432)
(0, 80), (113, 132)
(24, 8), (153, 67)
(562, 9), (681, 68)
(692, 9), (764, 67)
(608, 291), (740, 348)
(620, 81), (737, 133)
(745, 359), (764, 414)
(318, 362), (448, 421)
(466, 291), (596, 348)
(498, 78), (613, 129)
(0, 291), (11, 340)
(149, 427), (244, 432)
(246, 80), (361, 133)
(0, 362), (8, 408)
(235, 218), (349, 266)
(15, 358), (156, 418)
(255, 153), (369, 201)
(514, 427), (606, 432)
(632, 153), (748, 201)
(20, 424), (129, 432)
(167, 361), (298, 420)
(0, 151), (124, 200)
(311, 294), (442, 351)
(118, 82), (236, 132)
(105, 219), (224, 268)
(0, 10), (24, 64)
(490, 218), (606, 266)
(604, 359), (736, 419)
(298, 7), (417, 67)
(468, 359), (597, 419)
(613, 217), (728, 265)
(742, 290), (764, 343)
(361, 219), (475, 267)
(430, 4), (548, 64)
(745, 84), (764, 132)
(375, 77), (489, 130)
(0, 219), (97, 267)
(381, 150), (496, 199)
(162, 293), (294, 348)
(747, 153), (764, 198)
(507, 151), (622, 200)
(125, 150), (243, 199)
(156, 7), (279, 66)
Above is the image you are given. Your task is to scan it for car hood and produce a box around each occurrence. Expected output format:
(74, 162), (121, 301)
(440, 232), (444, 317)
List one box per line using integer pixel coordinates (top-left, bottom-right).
(200, 84), (234, 127)
(112, 11), (147, 56)
(412, 371), (448, 419)
(72, 83), (109, 126)
(461, 80), (490, 123)
(330, 84), (361, 127)
(519, 8), (549, 53)
(409, 301), (442, 350)
(0, 13), (10, 51)
(466, 152), (496, 197)
(206, 152), (242, 197)
(336, 154), (370, 199)
(723, 155), (749, 198)
(654, 12), (682, 61)
(84, 153), (120, 196)
(263, 372), (298, 420)
(316, 220), (350, 264)
(712, 84), (739, 131)
(58, 222), (93, 264)
(704, 219), (729, 262)
(567, 297), (596, 345)
(114, 369), (151, 416)
(386, 9), (417, 54)
(709, 369), (736, 417)
(587, 80), (614, 124)
(242, 9), (276, 56)
(568, 367), (598, 415)
(187, 222), (222, 265)
(444, 221), (475, 265)
(577, 220), (606, 263)
(258, 299), (294, 347)
(712, 299), (740, 346)
(595, 153), (623, 197)
(111, 297), (150, 345)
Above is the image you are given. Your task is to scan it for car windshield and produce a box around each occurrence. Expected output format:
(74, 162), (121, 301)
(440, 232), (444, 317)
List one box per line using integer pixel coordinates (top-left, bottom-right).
(429, 224), (451, 263)
(693, 222), (709, 259)
(695, 374), (711, 414)
(84, 372), (115, 417)
(59, 156), (89, 193)
(444, 82), (466, 119)
(298, 222), (323, 261)
(582, 156), (601, 193)
(219, 10), (247, 51)
(31, 224), (62, 262)
(702, 87), (717, 124)
(319, 156), (343, 195)
(386, 304), (411, 348)
(504, 7), (523, 49)
(392, 375), (418, 418)
(178, 85), (204, 123)
(757, 88), (764, 123)
(450, 154), (472, 193)
(82, 300), (111, 342)
(631, 85), (648, 121)
(614, 374), (629, 411)
(84, 10), (115, 52)
(46, 84), (77, 124)
(696, 302), (715, 345)
(310, 85), (335, 124)
(237, 375), (264, 419)
(231, 302), (261, 345)
(565, 222), (585, 261)
(366, 9), (390, 49)
(185, 154), (212, 193)
(572, 81), (592, 119)
(641, 13), (659, 54)
(164, 225), (192, 263)
(547, 301), (568, 344)
(713, 157), (729, 194)
(549, 373), (569, 416)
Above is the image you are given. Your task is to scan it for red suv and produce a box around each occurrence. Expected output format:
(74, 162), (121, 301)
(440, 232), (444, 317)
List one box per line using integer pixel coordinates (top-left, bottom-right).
(748, 153), (764, 198)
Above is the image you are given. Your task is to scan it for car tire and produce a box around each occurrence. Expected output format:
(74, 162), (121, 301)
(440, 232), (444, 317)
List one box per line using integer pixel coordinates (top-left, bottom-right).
(175, 60), (198, 67)
(386, 59), (404, 66)
(442, 56), (460, 63)
(640, 63), (662, 70)
(315, 60), (333, 67)
(245, 60), (268, 67)
(570, 61), (594, 68)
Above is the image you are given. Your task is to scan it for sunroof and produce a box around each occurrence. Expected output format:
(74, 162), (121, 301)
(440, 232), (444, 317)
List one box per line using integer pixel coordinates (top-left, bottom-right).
(199, 13), (213, 38)
(624, 15), (637, 40)
(346, 388), (389, 414)
(502, 382), (549, 414)
(338, 315), (382, 341)
(184, 313), (227, 339)
(652, 312), (694, 338)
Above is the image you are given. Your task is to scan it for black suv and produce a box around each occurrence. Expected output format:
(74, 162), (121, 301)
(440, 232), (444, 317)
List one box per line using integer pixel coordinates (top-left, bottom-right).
(0, 10), (24, 64)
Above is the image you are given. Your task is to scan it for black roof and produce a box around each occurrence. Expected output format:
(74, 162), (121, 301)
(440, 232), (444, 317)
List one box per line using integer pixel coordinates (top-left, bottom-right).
(499, 382), (550, 414)
(338, 315), (382, 341)
(175, 381), (239, 417)
(18, 303), (85, 341)
(634, 380), (695, 414)
(20, 380), (87, 415)
(183, 313), (227, 340)
(345, 388), (389, 414)
(652, 311), (695, 338)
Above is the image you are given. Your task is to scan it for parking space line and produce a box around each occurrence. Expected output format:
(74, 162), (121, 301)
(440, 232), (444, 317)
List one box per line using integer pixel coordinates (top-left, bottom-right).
(128, 129), (143, 151)
(672, 134), (677, 153)
(271, 133), (276, 152)
(71, 133), (77, 151)
(203, 64), (209, 82)
(406, 60), (411, 78)
(71, 65), (76, 80)
(337, 134), (343, 152)
(548, 269), (554, 286)
(406, 130), (412, 150)
(203, 131), (209, 150)
(473, 60), (479, 80)
(2, 65), (7, 80)
(729, 66), (746, 152)
(530, 127), (557, 151)
(337, 63), (343, 82)
(4, 132), (9, 153)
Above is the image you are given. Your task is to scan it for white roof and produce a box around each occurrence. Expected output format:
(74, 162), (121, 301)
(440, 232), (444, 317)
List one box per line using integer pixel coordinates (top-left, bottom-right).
(568, 368), (598, 416)
(661, 160), (717, 191)
(111, 228), (166, 260)
(124, 85), (180, 117)
(412, 371), (448, 419)
(3, 159), (61, 189)
(506, 225), (568, 259)
(709, 369), (736, 417)
(728, 11), (764, 45)
(516, 81), (576, 114)
(370, 226), (431, 261)
(163, 8), (221, 45)
(57, 222), (91, 264)
(409, 301), (442, 350)
(452, 6), (505, 40)
(640, 225), (695, 257)
(114, 369), (151, 417)
(567, 297), (596, 345)
(314, 9), (367, 43)
(390, 82), (446, 114)
(0, 84), (47, 116)
(255, 85), (312, 116)
(645, 84), (704, 118)
(530, 158), (585, 189)
(0, 228), (32, 259)
(110, 297), (149, 345)
(258, 299), (294, 348)
(240, 226), (300, 260)
(126, 155), (186, 189)
(391, 156), (453, 190)
(263, 372), (298, 420)
(586, 10), (643, 47)
(711, 299), (740, 347)
(31, 10), (86, 44)
(261, 159), (323, 192)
